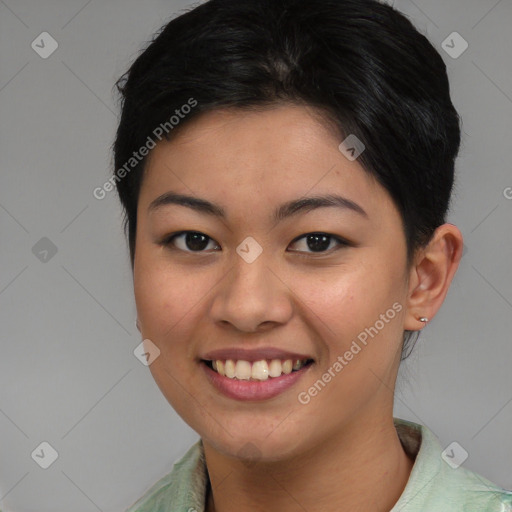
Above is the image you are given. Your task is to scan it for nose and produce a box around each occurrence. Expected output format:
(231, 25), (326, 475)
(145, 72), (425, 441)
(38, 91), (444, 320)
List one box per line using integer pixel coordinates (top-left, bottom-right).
(209, 251), (294, 333)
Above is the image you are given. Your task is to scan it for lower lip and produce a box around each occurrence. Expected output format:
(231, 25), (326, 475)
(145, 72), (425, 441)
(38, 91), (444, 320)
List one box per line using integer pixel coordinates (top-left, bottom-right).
(201, 361), (313, 401)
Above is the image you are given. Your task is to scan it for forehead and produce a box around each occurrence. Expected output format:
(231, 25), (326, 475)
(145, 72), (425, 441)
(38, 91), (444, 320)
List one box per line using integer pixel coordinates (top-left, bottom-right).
(139, 105), (397, 226)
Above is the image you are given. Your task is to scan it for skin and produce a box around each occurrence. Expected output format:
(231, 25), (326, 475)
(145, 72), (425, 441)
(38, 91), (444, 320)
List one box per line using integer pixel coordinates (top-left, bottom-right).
(133, 104), (463, 512)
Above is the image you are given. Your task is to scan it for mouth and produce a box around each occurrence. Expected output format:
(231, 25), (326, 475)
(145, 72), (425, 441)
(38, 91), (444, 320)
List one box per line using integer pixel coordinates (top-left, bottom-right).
(200, 356), (315, 401)
(201, 358), (315, 381)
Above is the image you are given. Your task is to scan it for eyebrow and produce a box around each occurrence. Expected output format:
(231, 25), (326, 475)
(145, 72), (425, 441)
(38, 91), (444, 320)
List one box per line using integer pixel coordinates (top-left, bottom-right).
(148, 191), (368, 222)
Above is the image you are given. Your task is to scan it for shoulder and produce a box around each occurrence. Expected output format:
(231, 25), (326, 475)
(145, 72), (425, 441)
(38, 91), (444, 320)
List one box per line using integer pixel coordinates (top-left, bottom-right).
(420, 461), (512, 511)
(392, 418), (512, 512)
(443, 465), (512, 511)
(124, 439), (208, 512)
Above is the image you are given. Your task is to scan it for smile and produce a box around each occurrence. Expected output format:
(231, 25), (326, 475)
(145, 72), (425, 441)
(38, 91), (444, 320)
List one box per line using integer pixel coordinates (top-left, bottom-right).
(203, 358), (313, 380)
(201, 358), (314, 401)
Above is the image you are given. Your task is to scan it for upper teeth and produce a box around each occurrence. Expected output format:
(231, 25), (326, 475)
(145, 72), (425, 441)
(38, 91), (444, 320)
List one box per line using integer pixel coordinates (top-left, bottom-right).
(210, 359), (309, 380)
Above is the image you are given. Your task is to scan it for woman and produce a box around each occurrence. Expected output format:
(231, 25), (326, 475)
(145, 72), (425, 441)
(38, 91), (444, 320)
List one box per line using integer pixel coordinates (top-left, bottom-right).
(113, 0), (511, 510)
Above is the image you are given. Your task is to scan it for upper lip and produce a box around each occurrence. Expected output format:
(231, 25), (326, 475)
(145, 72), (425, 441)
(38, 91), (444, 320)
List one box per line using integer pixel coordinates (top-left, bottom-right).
(200, 347), (314, 362)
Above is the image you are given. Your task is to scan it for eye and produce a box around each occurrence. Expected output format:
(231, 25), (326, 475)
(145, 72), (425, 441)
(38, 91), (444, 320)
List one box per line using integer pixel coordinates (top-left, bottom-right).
(287, 232), (349, 255)
(161, 231), (220, 252)
(160, 230), (349, 255)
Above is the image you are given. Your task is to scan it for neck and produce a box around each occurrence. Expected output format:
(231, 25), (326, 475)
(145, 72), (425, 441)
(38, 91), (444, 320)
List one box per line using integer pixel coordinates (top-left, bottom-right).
(203, 412), (415, 512)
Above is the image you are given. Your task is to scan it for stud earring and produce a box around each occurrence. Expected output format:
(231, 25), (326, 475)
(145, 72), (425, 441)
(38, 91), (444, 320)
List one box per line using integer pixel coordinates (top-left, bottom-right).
(419, 317), (429, 324)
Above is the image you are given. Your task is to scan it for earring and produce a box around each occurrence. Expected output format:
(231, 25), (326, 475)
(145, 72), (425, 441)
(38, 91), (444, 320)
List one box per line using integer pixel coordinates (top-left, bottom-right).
(136, 318), (141, 332)
(419, 317), (429, 324)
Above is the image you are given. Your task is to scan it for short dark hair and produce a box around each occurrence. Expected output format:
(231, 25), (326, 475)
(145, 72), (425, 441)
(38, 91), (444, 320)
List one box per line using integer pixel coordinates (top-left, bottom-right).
(112, 0), (461, 360)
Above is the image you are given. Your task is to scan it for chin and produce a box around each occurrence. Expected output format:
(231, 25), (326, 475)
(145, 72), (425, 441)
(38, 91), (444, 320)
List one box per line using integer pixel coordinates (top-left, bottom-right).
(201, 425), (306, 464)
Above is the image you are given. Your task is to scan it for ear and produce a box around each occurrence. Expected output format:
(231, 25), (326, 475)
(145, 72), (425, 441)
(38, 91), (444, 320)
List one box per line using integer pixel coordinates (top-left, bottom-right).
(404, 223), (464, 331)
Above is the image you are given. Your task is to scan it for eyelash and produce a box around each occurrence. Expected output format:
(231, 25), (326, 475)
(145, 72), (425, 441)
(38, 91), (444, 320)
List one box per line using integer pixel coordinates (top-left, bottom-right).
(159, 231), (350, 256)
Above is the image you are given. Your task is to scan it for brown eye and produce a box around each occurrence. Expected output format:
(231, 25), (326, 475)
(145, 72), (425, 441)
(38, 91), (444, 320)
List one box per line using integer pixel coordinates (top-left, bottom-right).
(163, 231), (220, 252)
(288, 233), (348, 254)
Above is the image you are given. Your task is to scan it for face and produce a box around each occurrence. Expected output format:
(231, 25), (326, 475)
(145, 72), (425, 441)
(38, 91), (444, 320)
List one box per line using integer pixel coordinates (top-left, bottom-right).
(133, 105), (412, 461)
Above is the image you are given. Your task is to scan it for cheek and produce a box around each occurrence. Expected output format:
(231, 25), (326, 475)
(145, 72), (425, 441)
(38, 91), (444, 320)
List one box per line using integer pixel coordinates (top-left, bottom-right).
(294, 264), (393, 329)
(133, 258), (214, 356)
(133, 261), (205, 410)
(290, 261), (405, 369)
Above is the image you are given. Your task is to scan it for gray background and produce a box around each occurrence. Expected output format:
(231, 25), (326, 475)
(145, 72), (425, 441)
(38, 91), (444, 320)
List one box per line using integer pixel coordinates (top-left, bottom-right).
(0, 0), (511, 510)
